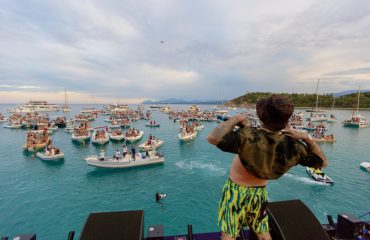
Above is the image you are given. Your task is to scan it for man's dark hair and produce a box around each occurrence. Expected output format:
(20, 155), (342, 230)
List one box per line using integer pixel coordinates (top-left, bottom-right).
(256, 94), (294, 131)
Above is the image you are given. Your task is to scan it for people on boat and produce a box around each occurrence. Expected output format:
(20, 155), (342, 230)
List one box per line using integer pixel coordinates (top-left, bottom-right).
(126, 128), (140, 138)
(114, 149), (121, 160)
(122, 144), (128, 158)
(99, 150), (105, 161)
(131, 146), (136, 160)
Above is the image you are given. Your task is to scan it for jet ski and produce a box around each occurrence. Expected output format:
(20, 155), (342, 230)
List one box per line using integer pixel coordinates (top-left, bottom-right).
(306, 167), (334, 185)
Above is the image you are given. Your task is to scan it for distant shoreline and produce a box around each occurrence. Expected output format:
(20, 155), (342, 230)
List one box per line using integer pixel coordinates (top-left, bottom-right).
(0, 103), (369, 111)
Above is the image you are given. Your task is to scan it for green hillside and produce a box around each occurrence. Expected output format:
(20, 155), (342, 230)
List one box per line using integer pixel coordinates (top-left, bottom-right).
(227, 92), (370, 109)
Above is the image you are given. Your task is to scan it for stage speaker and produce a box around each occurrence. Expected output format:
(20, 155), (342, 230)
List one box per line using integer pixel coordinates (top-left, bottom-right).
(147, 224), (164, 240)
(336, 213), (364, 239)
(12, 234), (36, 240)
(267, 199), (330, 240)
(79, 210), (144, 240)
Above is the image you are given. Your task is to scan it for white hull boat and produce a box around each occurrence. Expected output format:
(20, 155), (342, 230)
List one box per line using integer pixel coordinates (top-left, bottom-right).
(84, 151), (164, 169)
(4, 124), (22, 129)
(72, 132), (91, 142)
(125, 131), (144, 142)
(342, 115), (369, 128)
(109, 133), (125, 141)
(36, 152), (64, 161)
(92, 130), (109, 145)
(139, 139), (164, 151)
(178, 131), (197, 141)
(360, 162), (370, 172)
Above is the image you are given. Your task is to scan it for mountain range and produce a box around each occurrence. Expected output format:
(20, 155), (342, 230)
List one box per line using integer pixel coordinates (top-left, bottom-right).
(333, 89), (370, 97)
(142, 98), (226, 105)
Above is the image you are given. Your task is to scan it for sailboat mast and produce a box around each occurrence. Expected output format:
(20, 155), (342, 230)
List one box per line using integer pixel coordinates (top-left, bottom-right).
(315, 79), (319, 110)
(356, 86), (361, 115)
(64, 88), (67, 106)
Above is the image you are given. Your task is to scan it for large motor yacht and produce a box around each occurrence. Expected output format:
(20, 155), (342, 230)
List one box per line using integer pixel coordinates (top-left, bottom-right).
(8, 101), (60, 113)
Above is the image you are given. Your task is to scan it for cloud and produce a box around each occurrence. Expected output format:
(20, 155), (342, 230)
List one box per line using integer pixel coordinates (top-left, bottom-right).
(1, 0), (370, 103)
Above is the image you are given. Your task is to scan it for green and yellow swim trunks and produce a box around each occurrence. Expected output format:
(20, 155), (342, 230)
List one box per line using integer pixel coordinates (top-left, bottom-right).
(218, 178), (269, 238)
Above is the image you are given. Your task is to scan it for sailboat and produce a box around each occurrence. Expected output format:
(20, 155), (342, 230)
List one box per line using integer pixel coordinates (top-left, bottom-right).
(214, 92), (229, 115)
(342, 87), (369, 128)
(62, 89), (71, 112)
(306, 80), (328, 122)
(306, 79), (326, 113)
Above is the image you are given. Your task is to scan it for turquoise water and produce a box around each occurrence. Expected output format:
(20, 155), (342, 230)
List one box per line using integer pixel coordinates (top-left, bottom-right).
(0, 105), (369, 239)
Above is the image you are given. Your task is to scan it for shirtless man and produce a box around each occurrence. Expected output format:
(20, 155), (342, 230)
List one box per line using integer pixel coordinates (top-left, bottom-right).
(207, 95), (328, 240)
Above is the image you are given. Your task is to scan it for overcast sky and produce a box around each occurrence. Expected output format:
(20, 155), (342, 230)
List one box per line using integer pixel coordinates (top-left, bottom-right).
(1, 0), (370, 104)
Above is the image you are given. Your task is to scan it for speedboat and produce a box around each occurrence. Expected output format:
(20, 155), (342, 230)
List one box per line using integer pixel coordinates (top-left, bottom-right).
(306, 167), (334, 184)
(84, 151), (164, 169)
(139, 139), (164, 151)
(360, 162), (370, 172)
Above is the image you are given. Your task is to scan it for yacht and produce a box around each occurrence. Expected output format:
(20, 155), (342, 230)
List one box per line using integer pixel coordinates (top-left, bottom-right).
(106, 104), (131, 112)
(8, 101), (59, 113)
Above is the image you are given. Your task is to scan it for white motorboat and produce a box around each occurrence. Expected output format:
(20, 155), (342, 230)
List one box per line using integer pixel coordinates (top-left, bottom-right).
(125, 130), (144, 142)
(214, 109), (229, 115)
(306, 167), (334, 184)
(109, 129), (125, 141)
(160, 106), (171, 113)
(71, 129), (91, 142)
(36, 151), (64, 161)
(64, 122), (76, 133)
(188, 105), (200, 113)
(4, 123), (22, 129)
(92, 127), (109, 144)
(139, 139), (164, 151)
(0, 113), (7, 123)
(178, 131), (197, 141)
(360, 162), (370, 172)
(306, 113), (328, 122)
(84, 151), (164, 169)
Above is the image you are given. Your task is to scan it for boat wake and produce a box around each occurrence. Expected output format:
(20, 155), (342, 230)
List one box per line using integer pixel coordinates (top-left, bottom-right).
(176, 160), (226, 176)
(284, 173), (329, 186)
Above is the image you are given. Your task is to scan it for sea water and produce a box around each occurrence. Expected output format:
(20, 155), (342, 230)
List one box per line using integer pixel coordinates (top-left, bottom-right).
(0, 104), (369, 239)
